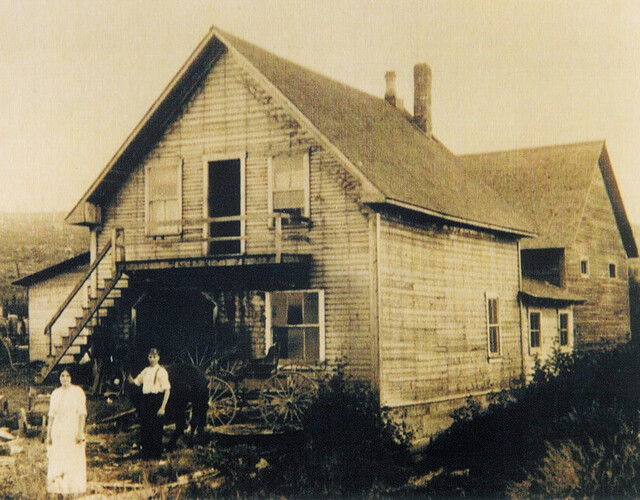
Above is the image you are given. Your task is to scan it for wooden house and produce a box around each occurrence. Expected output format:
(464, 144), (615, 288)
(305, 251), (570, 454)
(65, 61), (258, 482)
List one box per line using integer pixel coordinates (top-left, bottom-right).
(24, 26), (630, 444)
(13, 253), (90, 361)
(461, 143), (638, 354)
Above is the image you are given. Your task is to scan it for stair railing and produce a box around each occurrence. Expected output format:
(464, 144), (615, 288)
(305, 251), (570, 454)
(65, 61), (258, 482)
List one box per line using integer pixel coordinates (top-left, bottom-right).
(44, 228), (124, 356)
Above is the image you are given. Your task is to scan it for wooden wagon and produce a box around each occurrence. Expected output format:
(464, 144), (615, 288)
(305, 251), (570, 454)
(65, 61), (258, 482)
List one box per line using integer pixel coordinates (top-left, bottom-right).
(205, 344), (319, 429)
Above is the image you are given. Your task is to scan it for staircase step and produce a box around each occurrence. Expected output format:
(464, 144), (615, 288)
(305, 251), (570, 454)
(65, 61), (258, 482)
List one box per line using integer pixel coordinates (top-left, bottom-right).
(62, 334), (89, 345)
(55, 344), (81, 355)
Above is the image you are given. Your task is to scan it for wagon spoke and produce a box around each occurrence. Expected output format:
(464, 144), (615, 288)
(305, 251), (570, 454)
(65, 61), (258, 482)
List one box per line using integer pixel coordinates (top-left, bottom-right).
(207, 377), (237, 427)
(259, 371), (318, 428)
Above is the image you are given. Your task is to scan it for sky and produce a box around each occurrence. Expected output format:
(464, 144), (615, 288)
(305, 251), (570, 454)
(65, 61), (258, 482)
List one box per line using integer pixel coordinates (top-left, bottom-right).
(1, 0), (639, 225)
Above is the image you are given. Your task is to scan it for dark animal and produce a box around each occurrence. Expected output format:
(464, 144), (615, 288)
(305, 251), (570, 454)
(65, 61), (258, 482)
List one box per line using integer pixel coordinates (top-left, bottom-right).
(126, 363), (209, 450)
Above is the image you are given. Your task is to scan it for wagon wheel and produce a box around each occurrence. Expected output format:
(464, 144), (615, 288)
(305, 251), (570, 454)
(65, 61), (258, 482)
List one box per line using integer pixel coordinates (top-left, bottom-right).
(207, 377), (237, 427)
(259, 371), (318, 427)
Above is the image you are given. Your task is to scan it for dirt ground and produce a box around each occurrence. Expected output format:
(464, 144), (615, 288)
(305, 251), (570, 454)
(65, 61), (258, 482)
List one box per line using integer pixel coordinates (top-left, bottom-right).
(0, 365), (223, 498)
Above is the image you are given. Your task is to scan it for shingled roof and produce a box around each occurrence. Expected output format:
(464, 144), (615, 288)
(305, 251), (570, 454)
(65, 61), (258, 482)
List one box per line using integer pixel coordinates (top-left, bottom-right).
(67, 26), (534, 236)
(460, 141), (638, 257)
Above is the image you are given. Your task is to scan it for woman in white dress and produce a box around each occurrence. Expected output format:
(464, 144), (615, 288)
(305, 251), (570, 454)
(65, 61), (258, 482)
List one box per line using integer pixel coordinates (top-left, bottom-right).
(46, 368), (87, 495)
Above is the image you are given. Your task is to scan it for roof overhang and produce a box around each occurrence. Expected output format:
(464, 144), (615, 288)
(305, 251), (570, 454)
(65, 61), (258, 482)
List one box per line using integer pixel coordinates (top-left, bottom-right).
(519, 279), (585, 307)
(368, 198), (538, 238)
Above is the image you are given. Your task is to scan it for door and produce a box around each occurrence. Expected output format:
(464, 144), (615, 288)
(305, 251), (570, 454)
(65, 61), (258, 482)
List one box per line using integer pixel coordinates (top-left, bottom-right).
(207, 159), (242, 255)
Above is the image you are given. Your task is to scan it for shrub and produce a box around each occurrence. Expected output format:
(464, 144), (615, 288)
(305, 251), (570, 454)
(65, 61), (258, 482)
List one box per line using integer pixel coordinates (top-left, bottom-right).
(261, 367), (413, 497)
(507, 425), (640, 499)
(418, 340), (640, 497)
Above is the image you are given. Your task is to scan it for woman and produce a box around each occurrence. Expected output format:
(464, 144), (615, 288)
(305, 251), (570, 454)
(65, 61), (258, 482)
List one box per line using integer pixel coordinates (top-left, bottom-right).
(46, 368), (87, 495)
(127, 347), (171, 459)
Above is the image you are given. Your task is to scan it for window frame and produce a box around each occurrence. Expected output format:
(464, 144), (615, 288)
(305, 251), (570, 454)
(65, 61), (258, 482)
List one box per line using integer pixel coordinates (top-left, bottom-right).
(265, 289), (325, 363)
(580, 258), (589, 277)
(528, 310), (542, 353)
(145, 157), (183, 237)
(558, 310), (571, 348)
(485, 293), (502, 360)
(267, 150), (310, 223)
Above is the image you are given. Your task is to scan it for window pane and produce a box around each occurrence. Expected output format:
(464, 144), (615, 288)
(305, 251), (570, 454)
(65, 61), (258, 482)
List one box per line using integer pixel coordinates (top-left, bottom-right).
(287, 327), (304, 360)
(489, 326), (499, 353)
(273, 190), (305, 211)
(274, 327), (289, 358)
(273, 154), (305, 189)
(529, 312), (540, 331)
(305, 327), (320, 361)
(303, 292), (318, 324)
(271, 293), (287, 326)
(287, 292), (303, 325)
(150, 165), (177, 199)
(487, 298), (498, 325)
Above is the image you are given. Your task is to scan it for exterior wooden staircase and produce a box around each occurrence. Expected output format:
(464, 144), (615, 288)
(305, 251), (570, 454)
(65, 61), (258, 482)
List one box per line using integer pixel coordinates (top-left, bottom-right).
(39, 229), (126, 383)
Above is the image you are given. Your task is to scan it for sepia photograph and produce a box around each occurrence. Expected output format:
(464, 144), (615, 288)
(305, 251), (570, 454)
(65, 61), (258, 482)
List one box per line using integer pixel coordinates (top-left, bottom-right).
(1, 0), (640, 497)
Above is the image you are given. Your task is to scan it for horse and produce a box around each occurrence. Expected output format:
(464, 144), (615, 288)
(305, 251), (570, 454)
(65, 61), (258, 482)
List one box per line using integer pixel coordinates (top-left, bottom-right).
(125, 363), (209, 450)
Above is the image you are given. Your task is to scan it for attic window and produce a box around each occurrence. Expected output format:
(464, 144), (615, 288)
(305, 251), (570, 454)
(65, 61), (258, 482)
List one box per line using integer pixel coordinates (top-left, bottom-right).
(268, 152), (310, 223)
(609, 263), (617, 279)
(145, 158), (183, 236)
(580, 259), (589, 277)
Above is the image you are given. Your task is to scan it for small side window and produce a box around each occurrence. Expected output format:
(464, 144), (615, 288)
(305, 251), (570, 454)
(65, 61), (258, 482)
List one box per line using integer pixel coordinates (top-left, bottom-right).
(529, 311), (541, 351)
(580, 259), (589, 277)
(486, 294), (501, 359)
(559, 312), (570, 347)
(608, 263), (617, 279)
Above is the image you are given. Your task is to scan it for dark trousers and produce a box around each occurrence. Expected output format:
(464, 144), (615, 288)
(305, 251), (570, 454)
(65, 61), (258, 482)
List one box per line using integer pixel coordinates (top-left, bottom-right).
(139, 393), (164, 459)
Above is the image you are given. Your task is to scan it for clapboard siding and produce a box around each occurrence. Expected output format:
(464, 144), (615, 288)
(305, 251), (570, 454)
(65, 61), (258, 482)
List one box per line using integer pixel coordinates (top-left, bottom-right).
(93, 49), (374, 379)
(28, 270), (88, 361)
(378, 218), (522, 408)
(567, 165), (630, 349)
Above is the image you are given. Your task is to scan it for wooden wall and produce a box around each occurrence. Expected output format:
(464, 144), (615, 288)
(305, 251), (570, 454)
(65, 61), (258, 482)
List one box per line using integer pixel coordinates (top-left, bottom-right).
(567, 163), (631, 349)
(377, 217), (523, 439)
(93, 49), (374, 380)
(28, 269), (88, 361)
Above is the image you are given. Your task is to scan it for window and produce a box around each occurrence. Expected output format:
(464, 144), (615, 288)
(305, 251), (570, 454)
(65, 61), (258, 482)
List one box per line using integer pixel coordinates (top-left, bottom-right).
(145, 158), (182, 236)
(268, 290), (324, 362)
(268, 152), (310, 221)
(529, 311), (541, 350)
(486, 294), (501, 357)
(609, 263), (617, 279)
(559, 312), (570, 346)
(580, 259), (589, 276)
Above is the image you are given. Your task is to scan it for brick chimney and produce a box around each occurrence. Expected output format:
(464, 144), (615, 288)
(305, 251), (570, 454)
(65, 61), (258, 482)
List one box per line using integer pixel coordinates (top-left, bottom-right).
(413, 63), (432, 135)
(384, 71), (397, 107)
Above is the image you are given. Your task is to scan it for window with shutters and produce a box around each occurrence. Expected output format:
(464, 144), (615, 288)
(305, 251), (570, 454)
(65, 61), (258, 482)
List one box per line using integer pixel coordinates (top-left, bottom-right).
(145, 158), (182, 236)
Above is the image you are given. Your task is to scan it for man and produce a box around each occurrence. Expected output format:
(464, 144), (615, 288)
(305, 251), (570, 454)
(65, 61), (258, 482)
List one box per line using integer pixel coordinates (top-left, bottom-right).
(128, 348), (171, 459)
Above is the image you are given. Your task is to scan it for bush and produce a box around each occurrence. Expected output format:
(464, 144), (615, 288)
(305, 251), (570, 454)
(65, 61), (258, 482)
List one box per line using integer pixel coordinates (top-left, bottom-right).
(266, 368), (414, 496)
(418, 340), (640, 497)
(195, 367), (414, 497)
(508, 425), (640, 498)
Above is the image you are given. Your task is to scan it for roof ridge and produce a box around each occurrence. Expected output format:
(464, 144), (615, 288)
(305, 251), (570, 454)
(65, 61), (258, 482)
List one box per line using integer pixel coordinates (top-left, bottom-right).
(459, 139), (605, 158)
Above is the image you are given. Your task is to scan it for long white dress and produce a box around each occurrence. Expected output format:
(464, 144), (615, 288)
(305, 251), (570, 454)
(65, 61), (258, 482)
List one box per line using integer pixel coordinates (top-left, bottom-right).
(47, 384), (87, 494)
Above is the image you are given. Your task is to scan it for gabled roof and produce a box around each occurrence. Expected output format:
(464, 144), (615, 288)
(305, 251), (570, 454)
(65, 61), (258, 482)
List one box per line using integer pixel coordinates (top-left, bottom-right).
(12, 252), (90, 287)
(67, 26), (535, 236)
(460, 141), (638, 257)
